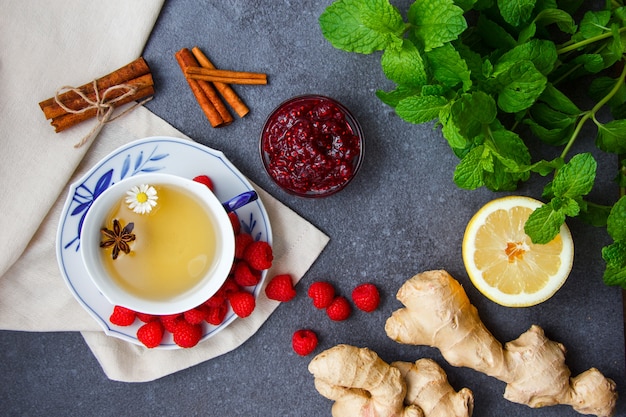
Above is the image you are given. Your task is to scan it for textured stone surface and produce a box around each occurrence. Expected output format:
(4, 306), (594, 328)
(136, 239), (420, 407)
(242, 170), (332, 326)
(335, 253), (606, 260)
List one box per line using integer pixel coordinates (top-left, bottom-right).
(1, 1), (624, 416)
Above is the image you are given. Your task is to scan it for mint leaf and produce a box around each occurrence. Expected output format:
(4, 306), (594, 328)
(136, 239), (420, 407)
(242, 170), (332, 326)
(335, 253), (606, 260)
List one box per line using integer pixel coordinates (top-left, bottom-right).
(578, 203), (611, 227)
(524, 202), (565, 244)
(607, 196), (626, 241)
(572, 53), (605, 73)
(426, 43), (472, 91)
(524, 118), (574, 146)
(498, 0), (536, 27)
(538, 83), (581, 116)
(454, 145), (487, 189)
(452, 130), (530, 192)
(375, 85), (420, 107)
(603, 24), (624, 68)
(476, 14), (517, 50)
(493, 60), (547, 113)
(319, 0), (405, 53)
(603, 241), (626, 269)
(519, 5), (570, 44)
(589, 76), (626, 110)
(408, 0), (467, 51)
(603, 264), (626, 289)
(439, 105), (468, 149)
(602, 242), (626, 288)
(481, 128), (531, 190)
(552, 152), (596, 198)
(596, 119), (626, 154)
(552, 196), (580, 217)
(496, 39), (558, 76)
(395, 95), (448, 124)
(526, 158), (564, 176)
(487, 128), (531, 171)
(580, 10), (611, 39)
(381, 39), (428, 87)
(534, 8), (576, 34)
(450, 91), (497, 139)
(483, 162), (529, 191)
(529, 103), (577, 129)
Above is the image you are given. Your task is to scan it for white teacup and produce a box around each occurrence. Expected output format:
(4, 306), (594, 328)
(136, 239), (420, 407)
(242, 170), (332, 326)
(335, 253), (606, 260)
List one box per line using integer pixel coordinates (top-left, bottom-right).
(80, 173), (235, 315)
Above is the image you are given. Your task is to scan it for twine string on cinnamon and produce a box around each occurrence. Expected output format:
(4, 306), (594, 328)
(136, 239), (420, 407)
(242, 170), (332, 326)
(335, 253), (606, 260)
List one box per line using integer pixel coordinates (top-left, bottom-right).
(54, 80), (152, 148)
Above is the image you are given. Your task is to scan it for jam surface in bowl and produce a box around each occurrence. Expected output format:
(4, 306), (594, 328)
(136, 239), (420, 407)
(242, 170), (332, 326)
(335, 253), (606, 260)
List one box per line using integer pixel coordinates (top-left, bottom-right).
(260, 95), (363, 197)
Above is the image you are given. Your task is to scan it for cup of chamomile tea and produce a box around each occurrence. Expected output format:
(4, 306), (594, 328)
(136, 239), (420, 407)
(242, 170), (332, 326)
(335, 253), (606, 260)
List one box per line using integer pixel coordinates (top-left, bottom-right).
(80, 173), (236, 315)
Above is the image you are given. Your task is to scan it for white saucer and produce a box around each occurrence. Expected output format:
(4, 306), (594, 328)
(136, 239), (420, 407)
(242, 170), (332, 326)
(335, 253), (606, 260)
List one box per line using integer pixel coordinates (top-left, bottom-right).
(56, 137), (272, 349)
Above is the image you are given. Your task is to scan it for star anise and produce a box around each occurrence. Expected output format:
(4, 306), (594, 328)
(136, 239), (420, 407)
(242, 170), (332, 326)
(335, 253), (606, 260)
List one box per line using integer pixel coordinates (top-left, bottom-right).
(100, 219), (136, 260)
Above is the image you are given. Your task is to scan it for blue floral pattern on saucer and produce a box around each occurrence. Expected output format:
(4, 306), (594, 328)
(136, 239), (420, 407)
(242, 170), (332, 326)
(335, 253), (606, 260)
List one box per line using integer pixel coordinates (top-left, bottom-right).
(63, 146), (169, 252)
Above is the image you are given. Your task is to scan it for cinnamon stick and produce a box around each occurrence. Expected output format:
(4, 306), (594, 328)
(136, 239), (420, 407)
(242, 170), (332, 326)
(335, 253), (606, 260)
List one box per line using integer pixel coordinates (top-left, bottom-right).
(39, 57), (151, 119)
(175, 48), (232, 127)
(43, 73), (154, 120)
(185, 66), (267, 85)
(50, 84), (155, 132)
(191, 46), (249, 117)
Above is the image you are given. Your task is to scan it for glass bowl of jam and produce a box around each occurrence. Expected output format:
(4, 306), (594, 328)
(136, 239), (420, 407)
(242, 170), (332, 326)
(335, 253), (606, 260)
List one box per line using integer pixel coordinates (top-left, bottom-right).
(260, 95), (364, 198)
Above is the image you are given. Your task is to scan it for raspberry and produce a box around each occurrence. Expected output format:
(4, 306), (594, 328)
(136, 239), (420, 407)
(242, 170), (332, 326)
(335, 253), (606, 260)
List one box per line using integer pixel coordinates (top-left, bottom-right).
(135, 312), (158, 323)
(243, 240), (273, 271)
(326, 296), (351, 321)
(204, 292), (227, 308)
(292, 329), (318, 356)
(220, 277), (241, 296)
(109, 305), (136, 326)
(228, 212), (241, 235)
(184, 307), (207, 325)
(160, 314), (182, 333)
(228, 291), (256, 318)
(233, 261), (262, 287)
(265, 274), (296, 302)
(205, 303), (228, 326)
(137, 320), (164, 348)
(308, 281), (336, 309)
(234, 233), (254, 259)
(192, 175), (214, 191)
(351, 283), (380, 312)
(173, 320), (203, 348)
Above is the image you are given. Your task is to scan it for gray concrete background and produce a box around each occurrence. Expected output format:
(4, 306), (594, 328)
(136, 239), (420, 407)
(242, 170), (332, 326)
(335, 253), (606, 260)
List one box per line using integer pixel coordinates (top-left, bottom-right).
(1, 1), (624, 416)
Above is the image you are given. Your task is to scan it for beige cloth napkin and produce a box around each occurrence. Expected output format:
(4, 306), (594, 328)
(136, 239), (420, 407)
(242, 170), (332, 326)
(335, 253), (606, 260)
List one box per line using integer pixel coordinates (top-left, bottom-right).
(0, 1), (329, 382)
(0, 0), (164, 278)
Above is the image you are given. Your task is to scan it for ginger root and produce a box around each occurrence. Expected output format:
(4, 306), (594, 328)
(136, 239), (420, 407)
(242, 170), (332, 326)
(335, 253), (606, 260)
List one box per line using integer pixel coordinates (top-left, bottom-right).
(308, 344), (473, 417)
(385, 270), (618, 417)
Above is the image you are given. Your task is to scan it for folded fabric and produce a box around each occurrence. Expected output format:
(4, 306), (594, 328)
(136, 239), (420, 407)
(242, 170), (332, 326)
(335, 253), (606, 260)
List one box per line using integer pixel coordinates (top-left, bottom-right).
(0, 0), (164, 278)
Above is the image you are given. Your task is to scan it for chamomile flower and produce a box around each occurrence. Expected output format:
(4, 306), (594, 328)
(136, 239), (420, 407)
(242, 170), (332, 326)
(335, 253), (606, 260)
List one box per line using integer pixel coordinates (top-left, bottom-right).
(125, 184), (158, 214)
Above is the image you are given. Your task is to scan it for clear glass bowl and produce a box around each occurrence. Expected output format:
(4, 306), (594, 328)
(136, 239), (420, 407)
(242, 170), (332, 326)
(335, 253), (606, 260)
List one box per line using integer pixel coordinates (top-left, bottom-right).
(260, 95), (364, 198)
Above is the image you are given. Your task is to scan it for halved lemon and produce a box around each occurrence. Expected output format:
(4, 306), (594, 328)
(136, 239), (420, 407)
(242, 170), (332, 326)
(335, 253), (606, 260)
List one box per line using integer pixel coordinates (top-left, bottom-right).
(462, 196), (574, 307)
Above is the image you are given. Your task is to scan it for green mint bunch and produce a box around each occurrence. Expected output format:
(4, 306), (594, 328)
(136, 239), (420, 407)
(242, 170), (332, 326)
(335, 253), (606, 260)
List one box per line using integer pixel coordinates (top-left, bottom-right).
(319, 0), (626, 288)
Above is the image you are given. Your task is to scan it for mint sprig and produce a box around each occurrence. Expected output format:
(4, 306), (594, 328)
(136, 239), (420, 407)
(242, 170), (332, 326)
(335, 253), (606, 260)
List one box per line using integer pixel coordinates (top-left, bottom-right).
(319, 0), (626, 288)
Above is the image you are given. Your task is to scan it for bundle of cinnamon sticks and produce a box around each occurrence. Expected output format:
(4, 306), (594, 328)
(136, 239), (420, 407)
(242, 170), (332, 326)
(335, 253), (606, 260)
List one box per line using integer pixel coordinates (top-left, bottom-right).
(39, 57), (155, 133)
(175, 47), (267, 128)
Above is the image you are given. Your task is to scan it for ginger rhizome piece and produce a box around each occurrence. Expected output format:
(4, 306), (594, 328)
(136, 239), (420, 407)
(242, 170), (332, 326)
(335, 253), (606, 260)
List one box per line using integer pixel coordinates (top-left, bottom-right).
(308, 344), (473, 417)
(385, 270), (618, 417)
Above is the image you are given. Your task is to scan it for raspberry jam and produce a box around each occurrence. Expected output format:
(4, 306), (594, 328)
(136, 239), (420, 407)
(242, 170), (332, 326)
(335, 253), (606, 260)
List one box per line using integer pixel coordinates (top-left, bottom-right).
(260, 95), (363, 197)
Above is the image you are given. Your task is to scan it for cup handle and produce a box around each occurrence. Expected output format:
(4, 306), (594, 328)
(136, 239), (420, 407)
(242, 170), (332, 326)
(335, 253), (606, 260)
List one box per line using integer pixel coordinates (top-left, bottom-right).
(222, 191), (258, 213)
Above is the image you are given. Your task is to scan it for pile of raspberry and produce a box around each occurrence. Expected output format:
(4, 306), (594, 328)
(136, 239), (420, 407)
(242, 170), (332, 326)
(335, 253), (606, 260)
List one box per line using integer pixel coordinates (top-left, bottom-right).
(287, 280), (380, 356)
(108, 175), (274, 349)
(108, 175), (382, 352)
(263, 270), (381, 357)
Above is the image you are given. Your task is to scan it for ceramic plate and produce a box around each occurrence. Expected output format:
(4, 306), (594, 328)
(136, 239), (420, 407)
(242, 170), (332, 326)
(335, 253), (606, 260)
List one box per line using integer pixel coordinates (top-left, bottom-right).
(56, 137), (272, 349)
